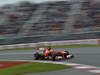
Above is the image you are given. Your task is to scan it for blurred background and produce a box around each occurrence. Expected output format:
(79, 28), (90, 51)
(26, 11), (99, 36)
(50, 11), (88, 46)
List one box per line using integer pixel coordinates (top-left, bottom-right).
(0, 0), (100, 45)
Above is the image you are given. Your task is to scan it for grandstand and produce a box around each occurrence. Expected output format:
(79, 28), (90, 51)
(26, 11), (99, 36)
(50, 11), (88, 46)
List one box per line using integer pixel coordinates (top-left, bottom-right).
(0, 0), (100, 45)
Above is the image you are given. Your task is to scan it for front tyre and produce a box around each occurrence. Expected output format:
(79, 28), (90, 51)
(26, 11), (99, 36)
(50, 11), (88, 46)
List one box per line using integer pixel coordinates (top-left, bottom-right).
(66, 54), (74, 59)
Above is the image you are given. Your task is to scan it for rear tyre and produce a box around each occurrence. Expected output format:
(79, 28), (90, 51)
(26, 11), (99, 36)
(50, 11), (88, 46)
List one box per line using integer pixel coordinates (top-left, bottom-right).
(34, 53), (40, 60)
(40, 55), (45, 60)
(52, 54), (57, 61)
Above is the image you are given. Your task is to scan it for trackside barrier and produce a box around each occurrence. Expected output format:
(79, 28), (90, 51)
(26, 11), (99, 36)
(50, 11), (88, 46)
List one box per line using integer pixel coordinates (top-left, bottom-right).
(97, 39), (100, 45)
(0, 39), (99, 50)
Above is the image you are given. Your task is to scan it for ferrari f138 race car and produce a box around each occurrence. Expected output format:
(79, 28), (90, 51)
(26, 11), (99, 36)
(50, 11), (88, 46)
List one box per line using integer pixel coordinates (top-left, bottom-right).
(34, 48), (74, 61)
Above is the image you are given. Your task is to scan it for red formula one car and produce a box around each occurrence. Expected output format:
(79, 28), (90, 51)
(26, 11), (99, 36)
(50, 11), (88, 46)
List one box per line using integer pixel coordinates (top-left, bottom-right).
(34, 48), (74, 61)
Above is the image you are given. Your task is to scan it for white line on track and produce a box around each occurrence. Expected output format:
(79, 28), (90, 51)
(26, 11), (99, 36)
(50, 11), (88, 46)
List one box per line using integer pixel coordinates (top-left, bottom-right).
(89, 70), (100, 73)
(0, 51), (100, 74)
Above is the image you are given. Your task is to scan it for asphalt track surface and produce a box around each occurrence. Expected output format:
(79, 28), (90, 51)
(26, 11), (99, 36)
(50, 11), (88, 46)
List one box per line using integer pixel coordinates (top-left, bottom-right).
(0, 47), (100, 75)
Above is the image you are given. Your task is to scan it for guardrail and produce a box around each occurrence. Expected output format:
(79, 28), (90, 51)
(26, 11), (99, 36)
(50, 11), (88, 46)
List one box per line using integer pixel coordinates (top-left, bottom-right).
(0, 39), (99, 50)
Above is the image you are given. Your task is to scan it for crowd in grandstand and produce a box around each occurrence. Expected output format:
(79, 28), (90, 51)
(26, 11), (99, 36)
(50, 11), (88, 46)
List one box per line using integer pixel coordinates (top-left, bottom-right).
(0, 1), (100, 35)
(73, 1), (100, 31)
(0, 0), (100, 44)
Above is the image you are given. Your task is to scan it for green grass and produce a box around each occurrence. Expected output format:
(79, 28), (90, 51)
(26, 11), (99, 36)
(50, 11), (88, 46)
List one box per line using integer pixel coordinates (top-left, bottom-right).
(0, 44), (100, 52)
(0, 62), (72, 75)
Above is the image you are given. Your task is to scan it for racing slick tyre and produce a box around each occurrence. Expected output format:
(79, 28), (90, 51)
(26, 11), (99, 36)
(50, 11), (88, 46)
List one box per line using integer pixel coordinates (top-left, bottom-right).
(34, 53), (40, 60)
(66, 54), (74, 59)
(34, 53), (45, 60)
(64, 51), (69, 55)
(51, 54), (57, 61)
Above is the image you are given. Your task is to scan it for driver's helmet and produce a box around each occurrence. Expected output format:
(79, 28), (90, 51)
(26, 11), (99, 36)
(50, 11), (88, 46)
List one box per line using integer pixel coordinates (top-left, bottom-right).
(47, 48), (51, 50)
(39, 48), (45, 51)
(36, 48), (39, 50)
